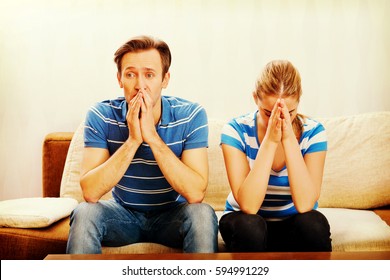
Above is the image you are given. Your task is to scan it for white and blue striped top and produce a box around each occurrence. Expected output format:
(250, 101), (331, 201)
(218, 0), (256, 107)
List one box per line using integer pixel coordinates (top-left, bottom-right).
(220, 111), (327, 220)
(84, 96), (208, 212)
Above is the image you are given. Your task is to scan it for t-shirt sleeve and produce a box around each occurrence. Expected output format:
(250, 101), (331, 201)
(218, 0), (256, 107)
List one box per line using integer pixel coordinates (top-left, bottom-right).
(84, 104), (109, 149)
(220, 121), (245, 153)
(183, 105), (209, 150)
(304, 122), (328, 154)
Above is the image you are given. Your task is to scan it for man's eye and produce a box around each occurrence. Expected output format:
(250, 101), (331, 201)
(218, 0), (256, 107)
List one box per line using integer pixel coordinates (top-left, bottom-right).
(126, 73), (135, 78)
(146, 73), (154, 78)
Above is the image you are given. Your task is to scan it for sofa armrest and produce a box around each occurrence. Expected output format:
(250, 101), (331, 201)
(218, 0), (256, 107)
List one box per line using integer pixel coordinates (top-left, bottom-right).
(42, 132), (74, 197)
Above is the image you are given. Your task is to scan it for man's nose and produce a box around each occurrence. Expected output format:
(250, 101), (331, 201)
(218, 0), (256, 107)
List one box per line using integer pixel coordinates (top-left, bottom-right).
(135, 76), (146, 90)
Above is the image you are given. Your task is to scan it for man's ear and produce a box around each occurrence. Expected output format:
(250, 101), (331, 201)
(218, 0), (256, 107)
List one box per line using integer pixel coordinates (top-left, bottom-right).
(117, 72), (123, 88)
(162, 72), (170, 89)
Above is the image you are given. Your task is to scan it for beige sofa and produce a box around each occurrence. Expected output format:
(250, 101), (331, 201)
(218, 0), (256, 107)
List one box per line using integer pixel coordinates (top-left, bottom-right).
(1, 111), (390, 259)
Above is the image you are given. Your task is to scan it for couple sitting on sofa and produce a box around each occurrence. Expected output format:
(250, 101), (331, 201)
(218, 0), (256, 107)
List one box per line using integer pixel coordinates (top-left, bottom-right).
(67, 35), (331, 254)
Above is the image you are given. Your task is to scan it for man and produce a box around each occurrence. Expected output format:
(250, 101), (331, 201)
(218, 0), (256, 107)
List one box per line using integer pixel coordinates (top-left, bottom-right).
(66, 36), (218, 253)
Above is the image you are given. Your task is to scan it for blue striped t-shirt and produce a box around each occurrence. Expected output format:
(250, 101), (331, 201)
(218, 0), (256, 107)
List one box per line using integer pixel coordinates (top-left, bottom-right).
(220, 111), (327, 220)
(84, 95), (208, 212)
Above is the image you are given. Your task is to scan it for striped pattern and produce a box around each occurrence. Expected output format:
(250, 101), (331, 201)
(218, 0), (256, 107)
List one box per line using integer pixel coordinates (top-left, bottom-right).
(221, 111), (327, 220)
(84, 96), (208, 212)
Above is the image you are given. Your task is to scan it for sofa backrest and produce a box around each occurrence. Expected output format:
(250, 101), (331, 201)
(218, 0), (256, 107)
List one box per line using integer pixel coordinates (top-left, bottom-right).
(318, 112), (390, 209)
(203, 119), (230, 210)
(60, 112), (390, 211)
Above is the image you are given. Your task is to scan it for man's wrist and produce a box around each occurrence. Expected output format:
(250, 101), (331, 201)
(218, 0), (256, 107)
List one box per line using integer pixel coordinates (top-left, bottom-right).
(125, 137), (142, 149)
(145, 132), (163, 148)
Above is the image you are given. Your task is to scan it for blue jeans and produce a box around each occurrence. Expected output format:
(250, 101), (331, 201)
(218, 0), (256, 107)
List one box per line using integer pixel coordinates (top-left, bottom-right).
(66, 200), (218, 253)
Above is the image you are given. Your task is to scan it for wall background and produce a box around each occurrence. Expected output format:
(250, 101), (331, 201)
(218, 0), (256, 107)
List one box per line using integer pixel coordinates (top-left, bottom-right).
(1, 0), (389, 200)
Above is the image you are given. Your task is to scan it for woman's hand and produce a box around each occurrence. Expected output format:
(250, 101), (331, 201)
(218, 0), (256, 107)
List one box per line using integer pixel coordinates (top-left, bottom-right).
(264, 99), (283, 144)
(279, 99), (296, 142)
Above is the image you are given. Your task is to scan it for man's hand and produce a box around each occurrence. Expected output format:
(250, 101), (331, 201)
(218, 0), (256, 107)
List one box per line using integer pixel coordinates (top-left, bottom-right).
(139, 91), (159, 144)
(126, 92), (143, 145)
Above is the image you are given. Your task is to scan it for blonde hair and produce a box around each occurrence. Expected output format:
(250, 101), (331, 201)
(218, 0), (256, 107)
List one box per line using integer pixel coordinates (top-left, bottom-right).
(255, 60), (304, 134)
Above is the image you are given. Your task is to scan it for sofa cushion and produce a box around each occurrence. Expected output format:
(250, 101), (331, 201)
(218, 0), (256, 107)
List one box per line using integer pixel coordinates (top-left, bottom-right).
(203, 119), (231, 211)
(0, 198), (78, 228)
(102, 243), (181, 254)
(318, 208), (390, 251)
(60, 121), (112, 202)
(318, 112), (390, 209)
(59, 121), (84, 202)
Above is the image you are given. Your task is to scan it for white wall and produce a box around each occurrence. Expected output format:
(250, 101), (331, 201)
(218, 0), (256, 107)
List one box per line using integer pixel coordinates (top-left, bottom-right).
(1, 0), (389, 200)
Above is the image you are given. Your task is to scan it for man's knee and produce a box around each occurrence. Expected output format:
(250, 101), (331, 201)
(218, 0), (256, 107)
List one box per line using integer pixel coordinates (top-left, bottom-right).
(183, 203), (218, 231)
(70, 202), (106, 226)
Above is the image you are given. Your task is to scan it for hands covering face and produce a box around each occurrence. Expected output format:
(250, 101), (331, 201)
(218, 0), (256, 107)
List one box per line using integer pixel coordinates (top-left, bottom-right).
(126, 90), (157, 145)
(265, 99), (296, 143)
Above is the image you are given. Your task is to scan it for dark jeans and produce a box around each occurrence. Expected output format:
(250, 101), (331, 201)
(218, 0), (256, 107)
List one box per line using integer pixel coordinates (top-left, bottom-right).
(219, 210), (332, 252)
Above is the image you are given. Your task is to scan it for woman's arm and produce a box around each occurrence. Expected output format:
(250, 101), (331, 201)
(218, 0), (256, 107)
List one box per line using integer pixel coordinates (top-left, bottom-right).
(222, 141), (278, 214)
(222, 101), (282, 214)
(280, 99), (326, 213)
(282, 139), (326, 212)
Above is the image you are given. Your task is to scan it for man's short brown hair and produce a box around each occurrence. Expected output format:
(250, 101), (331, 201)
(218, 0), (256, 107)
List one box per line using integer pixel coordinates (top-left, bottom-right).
(114, 35), (172, 77)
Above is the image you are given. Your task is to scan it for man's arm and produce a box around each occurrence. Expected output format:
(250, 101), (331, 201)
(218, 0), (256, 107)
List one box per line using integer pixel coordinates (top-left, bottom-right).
(149, 139), (208, 203)
(139, 92), (208, 203)
(80, 140), (140, 203)
(80, 94), (143, 203)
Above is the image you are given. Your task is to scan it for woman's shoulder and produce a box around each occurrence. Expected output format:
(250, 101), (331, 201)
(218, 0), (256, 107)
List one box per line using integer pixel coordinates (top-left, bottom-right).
(302, 117), (325, 132)
(225, 111), (257, 130)
(301, 117), (327, 142)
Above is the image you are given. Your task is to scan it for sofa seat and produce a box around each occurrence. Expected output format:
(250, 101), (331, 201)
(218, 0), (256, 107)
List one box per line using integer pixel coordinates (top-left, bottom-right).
(0, 218), (69, 259)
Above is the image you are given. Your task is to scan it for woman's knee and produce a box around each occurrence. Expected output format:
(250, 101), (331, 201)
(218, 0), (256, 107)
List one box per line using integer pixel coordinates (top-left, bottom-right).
(220, 212), (266, 233)
(219, 212), (267, 252)
(294, 211), (330, 235)
(293, 210), (332, 251)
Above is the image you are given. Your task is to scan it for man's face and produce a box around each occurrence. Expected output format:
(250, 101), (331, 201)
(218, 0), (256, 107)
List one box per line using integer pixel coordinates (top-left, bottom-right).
(117, 49), (170, 106)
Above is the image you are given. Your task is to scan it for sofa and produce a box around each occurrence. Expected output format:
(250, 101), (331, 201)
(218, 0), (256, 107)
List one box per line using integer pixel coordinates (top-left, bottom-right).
(1, 111), (390, 259)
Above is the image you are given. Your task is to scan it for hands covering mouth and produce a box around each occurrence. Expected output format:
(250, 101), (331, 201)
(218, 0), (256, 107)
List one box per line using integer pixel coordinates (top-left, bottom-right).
(126, 89), (158, 145)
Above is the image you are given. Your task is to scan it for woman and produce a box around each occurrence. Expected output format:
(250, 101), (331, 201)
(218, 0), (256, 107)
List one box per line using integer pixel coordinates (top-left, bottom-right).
(219, 60), (332, 252)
